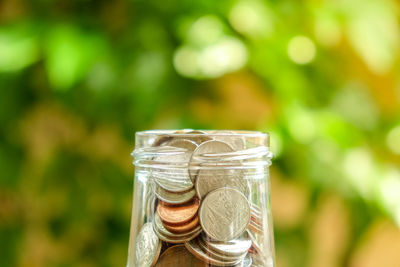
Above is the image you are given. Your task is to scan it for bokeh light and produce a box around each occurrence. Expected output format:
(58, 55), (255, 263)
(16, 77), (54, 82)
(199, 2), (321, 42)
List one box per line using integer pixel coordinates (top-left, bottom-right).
(229, 0), (273, 39)
(187, 15), (224, 46)
(174, 35), (247, 79)
(287, 106), (317, 144)
(287, 36), (316, 64)
(378, 168), (400, 226)
(314, 17), (341, 47)
(173, 47), (200, 78)
(386, 125), (400, 155)
(0, 28), (39, 72)
(343, 148), (376, 199)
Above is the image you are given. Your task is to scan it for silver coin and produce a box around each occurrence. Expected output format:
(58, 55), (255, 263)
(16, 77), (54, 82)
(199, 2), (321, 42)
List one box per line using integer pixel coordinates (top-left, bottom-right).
(185, 237), (243, 266)
(153, 146), (191, 165)
(167, 139), (198, 151)
(189, 140), (235, 183)
(187, 130), (208, 134)
(249, 251), (269, 267)
(154, 213), (202, 239)
(195, 168), (249, 199)
(174, 129), (194, 133)
(201, 232), (252, 257)
(154, 226), (202, 244)
(155, 184), (195, 204)
(152, 135), (174, 147)
(212, 130), (246, 151)
(198, 236), (246, 262)
(185, 130), (213, 145)
(154, 172), (194, 193)
(234, 254), (252, 267)
(146, 193), (157, 219)
(135, 222), (162, 267)
(155, 130), (211, 148)
(153, 139), (197, 193)
(199, 187), (250, 241)
(152, 131), (200, 146)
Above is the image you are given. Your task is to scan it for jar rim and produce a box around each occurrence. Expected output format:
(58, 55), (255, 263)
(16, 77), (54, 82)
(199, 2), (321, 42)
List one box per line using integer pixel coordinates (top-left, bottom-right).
(133, 130), (272, 172)
(136, 130), (269, 138)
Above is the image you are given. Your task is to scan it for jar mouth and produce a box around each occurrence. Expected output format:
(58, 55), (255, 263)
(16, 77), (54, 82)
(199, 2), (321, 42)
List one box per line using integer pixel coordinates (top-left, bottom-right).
(135, 130), (269, 150)
(133, 130), (272, 176)
(136, 130), (268, 138)
(132, 146), (272, 169)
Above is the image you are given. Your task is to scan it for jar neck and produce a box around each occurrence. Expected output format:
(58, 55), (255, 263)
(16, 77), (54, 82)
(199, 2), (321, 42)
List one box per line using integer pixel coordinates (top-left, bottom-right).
(132, 145), (273, 170)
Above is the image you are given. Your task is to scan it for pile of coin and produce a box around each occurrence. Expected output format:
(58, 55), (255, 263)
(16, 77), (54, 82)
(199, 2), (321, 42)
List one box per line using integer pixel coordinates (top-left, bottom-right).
(134, 130), (268, 267)
(153, 199), (202, 244)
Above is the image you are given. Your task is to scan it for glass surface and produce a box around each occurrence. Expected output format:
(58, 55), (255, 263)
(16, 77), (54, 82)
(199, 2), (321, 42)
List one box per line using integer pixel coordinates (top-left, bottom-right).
(127, 130), (275, 267)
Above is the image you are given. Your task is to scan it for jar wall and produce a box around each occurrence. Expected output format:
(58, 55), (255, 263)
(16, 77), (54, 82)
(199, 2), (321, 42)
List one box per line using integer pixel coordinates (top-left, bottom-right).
(127, 130), (275, 267)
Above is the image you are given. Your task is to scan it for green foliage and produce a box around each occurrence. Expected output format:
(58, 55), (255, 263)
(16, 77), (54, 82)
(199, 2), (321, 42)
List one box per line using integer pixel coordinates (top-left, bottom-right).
(1, 0), (400, 266)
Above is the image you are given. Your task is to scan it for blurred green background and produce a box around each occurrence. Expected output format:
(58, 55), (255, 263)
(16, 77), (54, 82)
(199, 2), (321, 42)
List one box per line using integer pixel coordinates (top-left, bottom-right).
(1, 0), (400, 266)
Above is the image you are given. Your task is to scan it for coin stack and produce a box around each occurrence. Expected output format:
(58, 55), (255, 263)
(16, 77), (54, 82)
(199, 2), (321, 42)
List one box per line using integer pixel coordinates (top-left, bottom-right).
(153, 199), (202, 244)
(134, 130), (268, 267)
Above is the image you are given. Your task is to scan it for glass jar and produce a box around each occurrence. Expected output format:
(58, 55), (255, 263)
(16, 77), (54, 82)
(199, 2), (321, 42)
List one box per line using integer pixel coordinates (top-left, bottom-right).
(127, 130), (275, 267)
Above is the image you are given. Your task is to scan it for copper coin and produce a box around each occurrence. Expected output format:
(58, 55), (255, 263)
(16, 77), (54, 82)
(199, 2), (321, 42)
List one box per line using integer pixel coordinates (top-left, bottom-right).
(250, 204), (263, 226)
(157, 199), (200, 225)
(246, 229), (264, 256)
(248, 220), (263, 235)
(155, 244), (205, 267)
(250, 214), (263, 228)
(154, 213), (202, 240)
(250, 204), (262, 215)
(163, 215), (200, 234)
